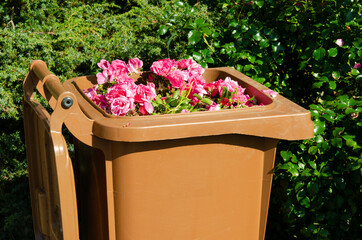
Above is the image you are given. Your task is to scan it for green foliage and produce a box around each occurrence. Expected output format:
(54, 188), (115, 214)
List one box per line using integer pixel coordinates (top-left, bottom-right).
(0, 122), (33, 240)
(0, 0), (361, 239)
(269, 95), (361, 239)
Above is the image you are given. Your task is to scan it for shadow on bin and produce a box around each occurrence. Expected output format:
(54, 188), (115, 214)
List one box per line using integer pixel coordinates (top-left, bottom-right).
(23, 60), (314, 240)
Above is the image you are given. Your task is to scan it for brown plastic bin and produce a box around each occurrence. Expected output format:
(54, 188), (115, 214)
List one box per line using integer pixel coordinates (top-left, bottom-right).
(23, 60), (314, 240)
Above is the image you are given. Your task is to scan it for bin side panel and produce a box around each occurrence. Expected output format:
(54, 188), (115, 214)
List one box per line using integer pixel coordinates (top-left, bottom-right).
(23, 101), (62, 239)
(75, 139), (109, 240)
(108, 135), (277, 240)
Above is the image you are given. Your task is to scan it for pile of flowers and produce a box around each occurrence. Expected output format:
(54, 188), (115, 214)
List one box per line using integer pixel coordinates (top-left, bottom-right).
(83, 58), (269, 116)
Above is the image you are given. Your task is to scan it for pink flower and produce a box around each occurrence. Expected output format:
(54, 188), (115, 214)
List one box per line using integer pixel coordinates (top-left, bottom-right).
(187, 73), (205, 84)
(83, 87), (109, 111)
(106, 82), (136, 103)
(186, 82), (208, 102)
(150, 59), (175, 77)
(217, 77), (239, 96)
(176, 59), (194, 69)
(127, 58), (143, 74)
(134, 83), (156, 103)
(232, 86), (248, 103)
(96, 72), (109, 85)
(336, 39), (344, 47)
(166, 69), (187, 88)
(204, 82), (218, 97)
(110, 95), (135, 116)
(353, 62), (361, 69)
(181, 109), (190, 113)
(115, 74), (135, 85)
(207, 102), (221, 111)
(97, 59), (111, 70)
(139, 101), (154, 115)
(262, 89), (278, 98)
(187, 60), (205, 76)
(110, 59), (128, 81)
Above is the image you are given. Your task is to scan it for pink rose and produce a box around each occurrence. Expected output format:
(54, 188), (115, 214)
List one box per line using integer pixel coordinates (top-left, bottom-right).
(231, 86), (248, 104)
(150, 59), (175, 77)
(110, 59), (128, 81)
(186, 82), (208, 102)
(188, 61), (205, 76)
(96, 72), (108, 85)
(353, 62), (361, 69)
(166, 69), (187, 88)
(217, 77), (239, 96)
(110, 96), (135, 116)
(187, 73), (205, 84)
(262, 89), (278, 98)
(97, 59), (111, 70)
(127, 58), (143, 74)
(176, 59), (194, 69)
(207, 102), (220, 111)
(138, 101), (154, 115)
(83, 87), (109, 111)
(106, 82), (136, 103)
(134, 84), (156, 103)
(335, 39), (344, 47)
(204, 82), (218, 97)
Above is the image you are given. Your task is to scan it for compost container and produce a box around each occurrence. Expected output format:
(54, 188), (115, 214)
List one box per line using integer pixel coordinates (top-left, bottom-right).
(23, 60), (314, 240)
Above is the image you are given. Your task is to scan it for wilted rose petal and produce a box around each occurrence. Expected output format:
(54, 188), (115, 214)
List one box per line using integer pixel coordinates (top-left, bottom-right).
(262, 89), (278, 98)
(335, 39), (344, 47)
(353, 62), (361, 69)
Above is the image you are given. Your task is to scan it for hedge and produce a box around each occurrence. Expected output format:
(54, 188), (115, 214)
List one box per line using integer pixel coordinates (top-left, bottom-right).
(0, 0), (360, 239)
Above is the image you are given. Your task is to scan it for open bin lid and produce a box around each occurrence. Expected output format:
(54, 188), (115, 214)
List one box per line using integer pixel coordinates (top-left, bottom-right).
(63, 67), (314, 142)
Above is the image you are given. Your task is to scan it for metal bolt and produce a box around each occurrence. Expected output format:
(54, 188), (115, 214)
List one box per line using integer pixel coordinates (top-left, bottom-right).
(61, 97), (73, 109)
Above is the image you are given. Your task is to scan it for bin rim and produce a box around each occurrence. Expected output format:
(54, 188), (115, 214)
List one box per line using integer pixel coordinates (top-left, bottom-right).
(63, 67), (314, 142)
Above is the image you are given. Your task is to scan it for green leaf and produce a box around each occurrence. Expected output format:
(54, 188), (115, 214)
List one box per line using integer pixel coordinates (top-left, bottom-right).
(229, 20), (238, 28)
(253, 32), (263, 41)
(314, 120), (326, 135)
(259, 39), (270, 48)
(315, 135), (324, 143)
(248, 55), (256, 63)
(280, 150), (292, 161)
(312, 81), (323, 88)
(188, 30), (202, 45)
(310, 104), (322, 111)
(195, 18), (207, 27)
(322, 113), (333, 121)
(351, 69), (360, 76)
(206, 57), (214, 64)
(358, 49), (362, 57)
(158, 25), (168, 36)
(328, 48), (338, 57)
(332, 71), (340, 80)
(345, 108), (355, 115)
(331, 138), (343, 148)
(313, 48), (326, 60)
(192, 53), (202, 64)
(309, 160), (317, 170)
(175, 1), (184, 7)
(255, 0), (264, 7)
(272, 42), (284, 52)
(300, 196), (311, 208)
(295, 182), (304, 192)
(308, 146), (318, 155)
(201, 97), (212, 105)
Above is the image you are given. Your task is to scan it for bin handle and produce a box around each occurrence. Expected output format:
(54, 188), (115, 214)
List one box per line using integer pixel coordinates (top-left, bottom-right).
(24, 60), (94, 146)
(25, 60), (69, 110)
